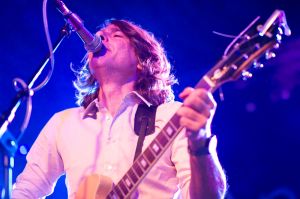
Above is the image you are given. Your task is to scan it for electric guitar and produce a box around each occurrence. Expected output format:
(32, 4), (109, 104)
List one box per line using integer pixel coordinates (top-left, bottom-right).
(75, 10), (291, 199)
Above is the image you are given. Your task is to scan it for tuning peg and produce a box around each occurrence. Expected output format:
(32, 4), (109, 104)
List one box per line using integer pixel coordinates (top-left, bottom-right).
(242, 70), (253, 80)
(278, 27), (284, 35)
(276, 34), (282, 42)
(265, 51), (276, 60)
(253, 61), (264, 68)
(273, 43), (280, 49)
(242, 54), (249, 60)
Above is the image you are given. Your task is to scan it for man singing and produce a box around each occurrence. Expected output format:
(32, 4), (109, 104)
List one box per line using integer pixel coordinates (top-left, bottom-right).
(12, 19), (227, 199)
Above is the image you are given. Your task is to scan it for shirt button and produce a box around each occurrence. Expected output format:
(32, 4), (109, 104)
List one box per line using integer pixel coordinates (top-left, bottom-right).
(104, 164), (114, 172)
(106, 164), (113, 170)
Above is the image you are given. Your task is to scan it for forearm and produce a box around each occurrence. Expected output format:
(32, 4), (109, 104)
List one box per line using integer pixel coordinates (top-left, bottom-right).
(189, 153), (227, 199)
(12, 114), (64, 198)
(12, 164), (54, 199)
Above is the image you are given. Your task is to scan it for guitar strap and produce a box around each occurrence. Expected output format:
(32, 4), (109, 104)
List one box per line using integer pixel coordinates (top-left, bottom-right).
(133, 103), (157, 161)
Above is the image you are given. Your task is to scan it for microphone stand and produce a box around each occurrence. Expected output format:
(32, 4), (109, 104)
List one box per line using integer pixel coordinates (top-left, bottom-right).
(0, 24), (72, 199)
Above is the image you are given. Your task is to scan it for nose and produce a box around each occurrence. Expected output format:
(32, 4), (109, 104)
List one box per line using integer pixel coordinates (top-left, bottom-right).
(97, 31), (107, 42)
(99, 34), (105, 41)
(97, 34), (106, 41)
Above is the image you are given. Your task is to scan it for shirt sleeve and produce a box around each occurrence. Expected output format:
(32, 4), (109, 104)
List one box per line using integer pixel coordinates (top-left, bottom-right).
(12, 113), (65, 199)
(171, 128), (192, 199)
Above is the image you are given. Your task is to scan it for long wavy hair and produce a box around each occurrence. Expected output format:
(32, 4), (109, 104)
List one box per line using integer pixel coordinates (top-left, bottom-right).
(73, 19), (178, 108)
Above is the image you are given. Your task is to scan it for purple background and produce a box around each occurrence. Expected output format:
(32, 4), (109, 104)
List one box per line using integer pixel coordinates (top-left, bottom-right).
(0, 0), (299, 198)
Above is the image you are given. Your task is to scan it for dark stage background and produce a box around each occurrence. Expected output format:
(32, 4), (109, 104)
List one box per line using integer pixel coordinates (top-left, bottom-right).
(1, 0), (300, 198)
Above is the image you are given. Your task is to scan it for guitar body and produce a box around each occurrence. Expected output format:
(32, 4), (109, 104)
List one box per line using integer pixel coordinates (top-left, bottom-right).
(75, 174), (114, 199)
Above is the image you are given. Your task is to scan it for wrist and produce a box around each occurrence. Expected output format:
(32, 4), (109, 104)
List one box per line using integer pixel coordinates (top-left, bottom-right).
(188, 134), (217, 156)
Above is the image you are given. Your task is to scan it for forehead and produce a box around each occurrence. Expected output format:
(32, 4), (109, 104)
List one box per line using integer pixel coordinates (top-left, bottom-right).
(100, 24), (121, 33)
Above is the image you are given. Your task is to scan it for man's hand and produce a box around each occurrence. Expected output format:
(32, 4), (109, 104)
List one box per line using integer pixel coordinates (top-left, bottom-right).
(177, 87), (226, 199)
(176, 87), (216, 147)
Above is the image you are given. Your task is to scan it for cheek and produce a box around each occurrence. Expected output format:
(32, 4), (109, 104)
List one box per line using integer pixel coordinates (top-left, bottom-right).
(114, 44), (138, 65)
(127, 46), (139, 66)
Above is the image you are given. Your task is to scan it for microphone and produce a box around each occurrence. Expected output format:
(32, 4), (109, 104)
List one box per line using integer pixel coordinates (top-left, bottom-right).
(55, 0), (102, 53)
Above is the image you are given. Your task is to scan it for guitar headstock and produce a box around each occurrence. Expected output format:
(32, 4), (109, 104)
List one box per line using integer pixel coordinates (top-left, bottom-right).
(197, 10), (291, 92)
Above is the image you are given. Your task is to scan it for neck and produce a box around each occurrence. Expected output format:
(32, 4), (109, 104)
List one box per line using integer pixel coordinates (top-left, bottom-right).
(98, 79), (135, 117)
(93, 65), (139, 116)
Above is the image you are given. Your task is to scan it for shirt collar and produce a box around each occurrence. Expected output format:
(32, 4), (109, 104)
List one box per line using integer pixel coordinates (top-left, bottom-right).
(82, 91), (152, 119)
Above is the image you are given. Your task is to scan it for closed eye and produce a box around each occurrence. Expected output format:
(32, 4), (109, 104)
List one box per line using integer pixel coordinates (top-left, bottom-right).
(113, 33), (123, 38)
(112, 30), (125, 38)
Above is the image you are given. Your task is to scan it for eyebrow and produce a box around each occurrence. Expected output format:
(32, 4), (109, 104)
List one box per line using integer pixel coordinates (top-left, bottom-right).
(108, 27), (122, 33)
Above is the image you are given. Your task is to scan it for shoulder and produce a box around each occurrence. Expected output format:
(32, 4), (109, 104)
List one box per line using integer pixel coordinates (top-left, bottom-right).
(53, 106), (84, 118)
(45, 107), (84, 127)
(38, 107), (84, 139)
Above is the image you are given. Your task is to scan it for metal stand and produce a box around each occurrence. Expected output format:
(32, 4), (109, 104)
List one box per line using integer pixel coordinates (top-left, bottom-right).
(0, 24), (72, 199)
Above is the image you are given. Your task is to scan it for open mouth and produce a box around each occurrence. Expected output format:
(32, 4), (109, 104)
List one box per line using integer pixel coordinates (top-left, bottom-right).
(93, 44), (108, 57)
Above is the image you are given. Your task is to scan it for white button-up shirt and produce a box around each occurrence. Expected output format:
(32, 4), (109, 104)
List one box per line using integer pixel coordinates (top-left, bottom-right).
(12, 92), (192, 199)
